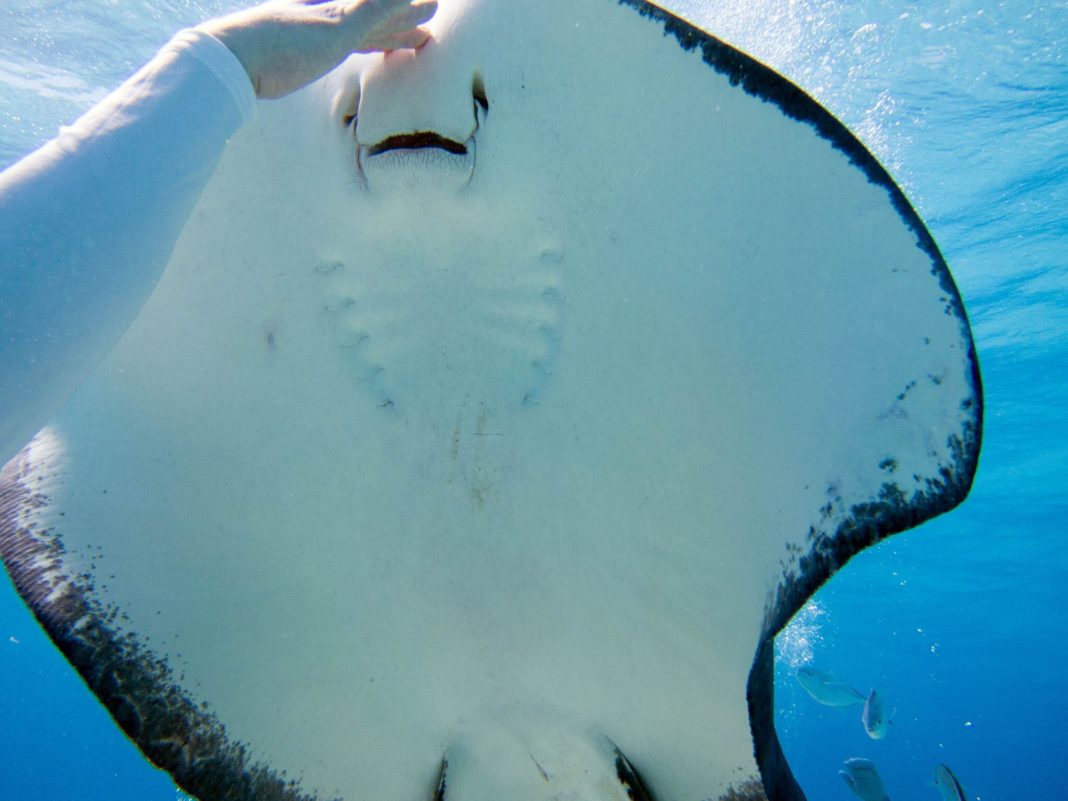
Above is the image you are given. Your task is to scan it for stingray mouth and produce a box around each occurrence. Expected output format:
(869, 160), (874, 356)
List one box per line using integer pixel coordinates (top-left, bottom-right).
(366, 132), (468, 156)
(356, 130), (477, 191)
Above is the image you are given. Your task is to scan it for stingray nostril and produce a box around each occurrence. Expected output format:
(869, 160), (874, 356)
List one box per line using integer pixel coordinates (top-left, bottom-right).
(614, 749), (656, 801)
(334, 78), (361, 130)
(472, 72), (489, 113)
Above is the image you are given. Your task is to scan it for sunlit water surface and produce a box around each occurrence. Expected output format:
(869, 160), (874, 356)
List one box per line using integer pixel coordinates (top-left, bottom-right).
(1, 2), (1064, 800)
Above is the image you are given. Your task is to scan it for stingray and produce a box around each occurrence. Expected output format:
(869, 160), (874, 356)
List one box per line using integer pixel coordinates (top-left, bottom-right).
(0, 1), (981, 800)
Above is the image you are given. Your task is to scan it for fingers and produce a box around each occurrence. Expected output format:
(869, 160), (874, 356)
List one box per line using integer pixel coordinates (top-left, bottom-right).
(343, 0), (436, 31)
(387, 0), (437, 30)
(346, 0), (437, 54)
(358, 26), (432, 53)
(202, 0), (439, 100)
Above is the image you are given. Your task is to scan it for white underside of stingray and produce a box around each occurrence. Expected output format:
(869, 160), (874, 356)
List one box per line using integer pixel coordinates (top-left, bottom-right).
(0, 2), (980, 800)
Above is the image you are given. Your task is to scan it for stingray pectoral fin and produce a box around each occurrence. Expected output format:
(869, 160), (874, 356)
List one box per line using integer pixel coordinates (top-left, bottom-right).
(603, 3), (982, 798)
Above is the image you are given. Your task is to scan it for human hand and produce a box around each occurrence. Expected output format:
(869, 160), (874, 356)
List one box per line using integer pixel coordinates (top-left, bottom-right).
(199, 0), (438, 99)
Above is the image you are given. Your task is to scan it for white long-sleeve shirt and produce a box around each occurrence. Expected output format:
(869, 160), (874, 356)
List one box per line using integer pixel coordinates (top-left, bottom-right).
(0, 30), (255, 465)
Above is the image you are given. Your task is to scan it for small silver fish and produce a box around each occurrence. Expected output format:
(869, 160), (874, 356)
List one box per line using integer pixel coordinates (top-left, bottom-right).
(796, 666), (866, 707)
(934, 763), (966, 801)
(862, 688), (890, 739)
(839, 758), (891, 801)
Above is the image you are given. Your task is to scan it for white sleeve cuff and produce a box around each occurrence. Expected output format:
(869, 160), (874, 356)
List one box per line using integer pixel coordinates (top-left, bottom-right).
(167, 28), (257, 124)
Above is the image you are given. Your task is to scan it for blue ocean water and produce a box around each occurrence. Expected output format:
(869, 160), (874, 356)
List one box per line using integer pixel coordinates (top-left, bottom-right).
(0, 2), (1064, 800)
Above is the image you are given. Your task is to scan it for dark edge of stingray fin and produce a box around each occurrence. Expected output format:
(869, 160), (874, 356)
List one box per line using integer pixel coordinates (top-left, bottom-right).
(0, 449), (331, 801)
(615, 2), (983, 800)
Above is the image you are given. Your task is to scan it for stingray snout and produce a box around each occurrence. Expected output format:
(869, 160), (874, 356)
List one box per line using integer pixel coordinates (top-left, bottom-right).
(353, 76), (488, 193)
(346, 52), (489, 192)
